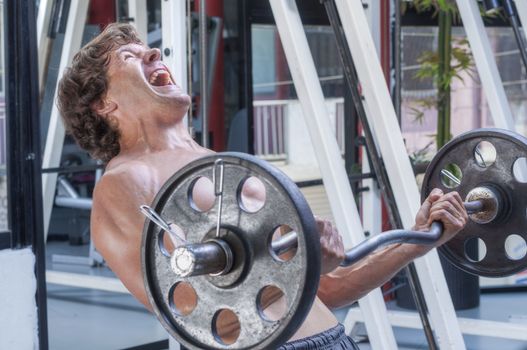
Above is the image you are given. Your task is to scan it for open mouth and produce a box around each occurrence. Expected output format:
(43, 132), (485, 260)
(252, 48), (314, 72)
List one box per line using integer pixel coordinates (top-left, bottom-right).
(148, 68), (174, 87)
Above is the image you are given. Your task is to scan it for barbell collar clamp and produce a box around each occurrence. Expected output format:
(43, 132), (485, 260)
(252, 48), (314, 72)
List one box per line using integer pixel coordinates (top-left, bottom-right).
(171, 239), (233, 278)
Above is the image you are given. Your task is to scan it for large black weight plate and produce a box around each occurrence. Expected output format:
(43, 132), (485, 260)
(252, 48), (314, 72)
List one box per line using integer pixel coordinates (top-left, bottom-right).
(422, 128), (527, 277)
(141, 153), (321, 349)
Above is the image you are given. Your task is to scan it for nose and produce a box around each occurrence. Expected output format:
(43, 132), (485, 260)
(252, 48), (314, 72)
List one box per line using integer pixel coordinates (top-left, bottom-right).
(143, 48), (161, 64)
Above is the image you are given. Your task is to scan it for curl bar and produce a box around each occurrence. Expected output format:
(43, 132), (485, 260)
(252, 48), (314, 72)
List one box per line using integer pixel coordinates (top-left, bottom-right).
(167, 186), (495, 278)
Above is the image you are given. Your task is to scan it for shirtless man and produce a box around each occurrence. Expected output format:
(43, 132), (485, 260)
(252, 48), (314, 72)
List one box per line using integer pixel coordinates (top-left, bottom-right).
(57, 23), (468, 349)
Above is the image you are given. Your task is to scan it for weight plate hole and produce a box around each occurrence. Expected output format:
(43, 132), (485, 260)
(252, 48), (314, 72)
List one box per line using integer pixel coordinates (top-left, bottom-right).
(256, 285), (287, 322)
(169, 282), (198, 316)
(505, 234), (527, 260)
(269, 225), (297, 262)
(212, 309), (241, 345)
(512, 158), (527, 183)
(238, 176), (266, 213)
(440, 163), (463, 189)
(159, 227), (186, 257)
(474, 141), (497, 168)
(188, 176), (216, 212)
(464, 237), (486, 262)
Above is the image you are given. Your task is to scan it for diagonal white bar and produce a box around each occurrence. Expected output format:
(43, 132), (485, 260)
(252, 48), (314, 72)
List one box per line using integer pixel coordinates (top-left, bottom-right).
(42, 0), (89, 238)
(269, 1), (397, 349)
(513, 0), (527, 60)
(334, 0), (466, 348)
(128, 0), (148, 43)
(161, 0), (188, 126)
(345, 308), (527, 342)
(37, 0), (54, 90)
(455, 0), (515, 129)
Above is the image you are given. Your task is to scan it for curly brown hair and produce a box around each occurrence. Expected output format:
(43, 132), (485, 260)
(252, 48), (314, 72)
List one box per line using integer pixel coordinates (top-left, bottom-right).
(57, 23), (142, 163)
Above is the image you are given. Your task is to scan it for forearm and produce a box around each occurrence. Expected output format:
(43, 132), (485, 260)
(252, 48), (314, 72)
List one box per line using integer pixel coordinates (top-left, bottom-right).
(318, 240), (429, 309)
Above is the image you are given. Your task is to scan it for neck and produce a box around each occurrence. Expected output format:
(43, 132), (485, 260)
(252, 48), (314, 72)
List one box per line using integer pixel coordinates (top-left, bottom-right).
(118, 113), (203, 155)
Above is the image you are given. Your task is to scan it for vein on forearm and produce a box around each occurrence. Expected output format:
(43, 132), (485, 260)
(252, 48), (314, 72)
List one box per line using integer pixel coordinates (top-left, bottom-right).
(317, 242), (424, 309)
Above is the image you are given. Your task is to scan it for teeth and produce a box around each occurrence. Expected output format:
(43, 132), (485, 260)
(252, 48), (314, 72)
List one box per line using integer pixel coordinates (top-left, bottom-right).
(149, 69), (173, 86)
(149, 71), (160, 85)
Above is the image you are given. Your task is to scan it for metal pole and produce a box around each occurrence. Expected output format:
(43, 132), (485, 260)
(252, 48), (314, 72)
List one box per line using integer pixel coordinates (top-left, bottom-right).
(199, 0), (208, 147)
(41, 0), (89, 239)
(324, 2), (435, 344)
(4, 1), (48, 348)
(455, 0), (515, 130)
(515, 0), (527, 48)
(161, 0), (188, 128)
(269, 1), (398, 348)
(127, 0), (148, 43)
(394, 0), (402, 122)
(334, 0), (466, 347)
(187, 0), (194, 135)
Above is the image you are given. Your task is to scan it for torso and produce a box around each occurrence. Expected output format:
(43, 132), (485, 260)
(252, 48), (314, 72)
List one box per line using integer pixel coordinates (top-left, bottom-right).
(95, 148), (337, 342)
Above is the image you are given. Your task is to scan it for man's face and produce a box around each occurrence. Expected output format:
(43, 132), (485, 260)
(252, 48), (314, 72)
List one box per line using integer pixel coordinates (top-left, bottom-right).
(104, 43), (191, 121)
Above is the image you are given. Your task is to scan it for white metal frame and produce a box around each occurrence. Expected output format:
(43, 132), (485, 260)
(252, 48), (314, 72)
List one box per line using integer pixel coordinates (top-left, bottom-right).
(344, 308), (527, 342)
(46, 271), (127, 293)
(333, 0), (527, 346)
(42, 0), (89, 238)
(161, 0), (188, 127)
(269, 1), (397, 349)
(128, 0), (148, 43)
(514, 0), (527, 52)
(334, 0), (466, 348)
(361, 2), (383, 253)
(37, 2), (188, 348)
(455, 0), (515, 130)
(37, 0), (54, 90)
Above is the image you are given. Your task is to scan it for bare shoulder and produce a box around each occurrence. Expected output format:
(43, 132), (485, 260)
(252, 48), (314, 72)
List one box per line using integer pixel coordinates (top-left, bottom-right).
(96, 160), (156, 200)
(92, 160), (160, 229)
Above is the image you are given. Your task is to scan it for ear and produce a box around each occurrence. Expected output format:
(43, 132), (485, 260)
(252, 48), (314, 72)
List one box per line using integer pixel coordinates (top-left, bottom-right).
(92, 98), (117, 116)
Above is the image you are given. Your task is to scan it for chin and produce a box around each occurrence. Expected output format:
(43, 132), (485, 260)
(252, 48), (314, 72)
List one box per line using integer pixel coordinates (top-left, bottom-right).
(170, 94), (191, 110)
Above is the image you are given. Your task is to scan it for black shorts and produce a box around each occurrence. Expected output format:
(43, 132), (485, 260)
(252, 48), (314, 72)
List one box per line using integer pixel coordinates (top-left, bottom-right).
(179, 323), (359, 350)
(277, 323), (360, 350)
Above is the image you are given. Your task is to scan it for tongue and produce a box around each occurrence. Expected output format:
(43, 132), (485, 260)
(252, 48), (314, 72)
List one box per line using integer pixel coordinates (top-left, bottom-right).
(152, 72), (171, 87)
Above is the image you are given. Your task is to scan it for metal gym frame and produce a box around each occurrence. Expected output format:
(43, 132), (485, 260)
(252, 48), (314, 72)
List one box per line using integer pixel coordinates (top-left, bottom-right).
(321, 1), (438, 347)
(42, 0), (188, 284)
(33, 0), (527, 349)
(3, 1), (48, 349)
(271, 0), (527, 348)
(269, 1), (399, 348)
(38, 1), (187, 349)
(340, 0), (527, 344)
(41, 0), (89, 240)
(301, 0), (526, 347)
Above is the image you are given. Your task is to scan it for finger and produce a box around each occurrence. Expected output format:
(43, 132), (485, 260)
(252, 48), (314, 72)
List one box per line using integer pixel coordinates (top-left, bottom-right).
(429, 208), (464, 229)
(427, 188), (444, 203)
(444, 192), (466, 219)
(430, 201), (462, 222)
(421, 188), (444, 213)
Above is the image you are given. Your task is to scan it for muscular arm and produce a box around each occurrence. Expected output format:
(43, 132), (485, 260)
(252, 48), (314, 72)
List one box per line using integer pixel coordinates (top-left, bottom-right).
(318, 189), (467, 309)
(318, 242), (422, 309)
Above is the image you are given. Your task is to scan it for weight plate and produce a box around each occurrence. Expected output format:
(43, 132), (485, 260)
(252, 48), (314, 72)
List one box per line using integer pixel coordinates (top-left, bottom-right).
(141, 152), (321, 349)
(422, 128), (527, 277)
